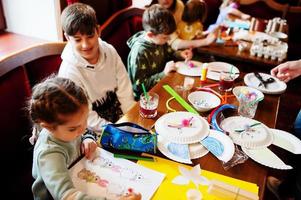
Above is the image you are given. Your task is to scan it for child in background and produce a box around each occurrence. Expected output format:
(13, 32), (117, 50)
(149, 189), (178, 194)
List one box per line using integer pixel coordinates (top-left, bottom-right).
(207, 0), (250, 33)
(177, 0), (207, 40)
(148, 0), (184, 25)
(149, 0), (216, 50)
(58, 3), (135, 133)
(127, 4), (193, 99)
(29, 76), (141, 200)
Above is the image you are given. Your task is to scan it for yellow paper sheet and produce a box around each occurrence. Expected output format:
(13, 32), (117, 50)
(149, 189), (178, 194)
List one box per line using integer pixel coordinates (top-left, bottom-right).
(138, 154), (258, 200)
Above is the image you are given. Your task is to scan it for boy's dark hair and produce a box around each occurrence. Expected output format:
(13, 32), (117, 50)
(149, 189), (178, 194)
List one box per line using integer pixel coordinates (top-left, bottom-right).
(29, 76), (88, 126)
(142, 4), (176, 35)
(182, 0), (207, 24)
(61, 3), (98, 36)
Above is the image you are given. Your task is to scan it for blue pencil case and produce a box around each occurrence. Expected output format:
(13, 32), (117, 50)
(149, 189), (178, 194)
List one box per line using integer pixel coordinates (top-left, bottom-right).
(100, 122), (157, 154)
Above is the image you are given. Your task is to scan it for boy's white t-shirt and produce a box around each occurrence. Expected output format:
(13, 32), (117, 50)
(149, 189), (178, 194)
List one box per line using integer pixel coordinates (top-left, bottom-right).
(59, 39), (135, 132)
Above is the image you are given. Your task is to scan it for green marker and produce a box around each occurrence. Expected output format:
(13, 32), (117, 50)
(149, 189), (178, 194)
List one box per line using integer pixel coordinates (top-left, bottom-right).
(114, 153), (154, 162)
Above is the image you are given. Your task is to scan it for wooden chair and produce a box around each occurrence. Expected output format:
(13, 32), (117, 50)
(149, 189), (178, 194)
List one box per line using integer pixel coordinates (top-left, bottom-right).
(99, 6), (144, 67)
(0, 42), (66, 199)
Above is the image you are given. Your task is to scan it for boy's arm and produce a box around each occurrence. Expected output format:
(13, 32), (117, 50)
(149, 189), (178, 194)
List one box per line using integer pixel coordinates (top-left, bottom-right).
(115, 54), (136, 113)
(168, 32), (216, 50)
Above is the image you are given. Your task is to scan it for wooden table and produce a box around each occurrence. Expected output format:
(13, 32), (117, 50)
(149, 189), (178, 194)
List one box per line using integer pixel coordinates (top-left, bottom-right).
(197, 42), (282, 69)
(118, 72), (281, 200)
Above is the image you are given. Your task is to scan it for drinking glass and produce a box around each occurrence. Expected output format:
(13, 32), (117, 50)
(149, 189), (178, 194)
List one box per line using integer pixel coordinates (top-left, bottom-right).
(139, 92), (159, 119)
(219, 71), (235, 92)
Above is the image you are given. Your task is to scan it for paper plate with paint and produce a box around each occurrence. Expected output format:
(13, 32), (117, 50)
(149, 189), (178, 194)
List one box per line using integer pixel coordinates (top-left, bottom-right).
(157, 135), (192, 164)
(220, 116), (273, 148)
(242, 147), (292, 170)
(206, 62), (240, 81)
(176, 60), (203, 76)
(157, 135), (209, 164)
(244, 72), (287, 94)
(201, 130), (235, 162)
(155, 112), (209, 144)
(271, 128), (301, 154)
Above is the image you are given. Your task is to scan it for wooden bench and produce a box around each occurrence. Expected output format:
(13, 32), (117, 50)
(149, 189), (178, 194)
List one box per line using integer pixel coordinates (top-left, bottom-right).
(0, 42), (66, 199)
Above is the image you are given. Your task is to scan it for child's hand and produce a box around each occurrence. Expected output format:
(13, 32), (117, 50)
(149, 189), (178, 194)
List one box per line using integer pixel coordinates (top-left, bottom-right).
(180, 48), (193, 61)
(164, 61), (176, 75)
(241, 14), (251, 20)
(81, 138), (98, 160)
(119, 192), (141, 200)
(205, 33), (216, 45)
(271, 60), (301, 82)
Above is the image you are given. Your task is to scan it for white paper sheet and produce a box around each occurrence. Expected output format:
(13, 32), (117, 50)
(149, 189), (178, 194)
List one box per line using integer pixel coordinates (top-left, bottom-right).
(69, 148), (165, 200)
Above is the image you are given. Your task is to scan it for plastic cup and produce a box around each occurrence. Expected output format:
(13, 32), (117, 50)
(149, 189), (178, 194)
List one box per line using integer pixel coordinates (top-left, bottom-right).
(219, 71), (234, 92)
(237, 98), (259, 118)
(139, 92), (159, 119)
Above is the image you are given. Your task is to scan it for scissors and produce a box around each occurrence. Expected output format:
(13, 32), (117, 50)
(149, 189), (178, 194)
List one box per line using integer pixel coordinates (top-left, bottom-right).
(253, 72), (275, 88)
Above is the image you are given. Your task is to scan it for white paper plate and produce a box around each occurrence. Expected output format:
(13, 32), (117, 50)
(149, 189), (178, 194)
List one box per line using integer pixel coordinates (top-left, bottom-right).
(206, 62), (240, 81)
(155, 112), (209, 144)
(157, 135), (192, 164)
(188, 91), (221, 112)
(220, 116), (273, 148)
(244, 73), (287, 94)
(157, 135), (209, 164)
(189, 142), (209, 159)
(176, 60), (203, 76)
(242, 147), (292, 170)
(202, 130), (235, 162)
(271, 128), (301, 154)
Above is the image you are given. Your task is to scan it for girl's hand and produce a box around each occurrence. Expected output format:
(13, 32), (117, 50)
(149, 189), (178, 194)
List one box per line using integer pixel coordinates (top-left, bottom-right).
(119, 192), (141, 200)
(81, 138), (97, 160)
(205, 33), (216, 45)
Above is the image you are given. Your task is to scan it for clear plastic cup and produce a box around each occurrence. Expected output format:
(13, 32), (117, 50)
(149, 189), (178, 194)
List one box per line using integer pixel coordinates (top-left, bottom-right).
(139, 92), (159, 119)
(237, 98), (259, 118)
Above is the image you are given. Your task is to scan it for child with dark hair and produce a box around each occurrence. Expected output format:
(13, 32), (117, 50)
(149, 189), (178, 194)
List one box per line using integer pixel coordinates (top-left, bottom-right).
(29, 76), (141, 200)
(149, 0), (216, 50)
(148, 0), (184, 25)
(59, 3), (135, 133)
(177, 0), (207, 40)
(127, 4), (192, 99)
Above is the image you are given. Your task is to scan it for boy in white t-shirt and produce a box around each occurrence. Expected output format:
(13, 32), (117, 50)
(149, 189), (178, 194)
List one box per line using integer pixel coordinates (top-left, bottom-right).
(58, 3), (135, 133)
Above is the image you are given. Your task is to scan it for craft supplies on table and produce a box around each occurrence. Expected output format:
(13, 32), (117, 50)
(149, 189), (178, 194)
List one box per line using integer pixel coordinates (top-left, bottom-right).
(137, 154), (259, 200)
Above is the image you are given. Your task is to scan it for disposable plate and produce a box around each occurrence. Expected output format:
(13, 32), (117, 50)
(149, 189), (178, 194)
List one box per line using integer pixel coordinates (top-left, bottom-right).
(242, 147), (292, 170)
